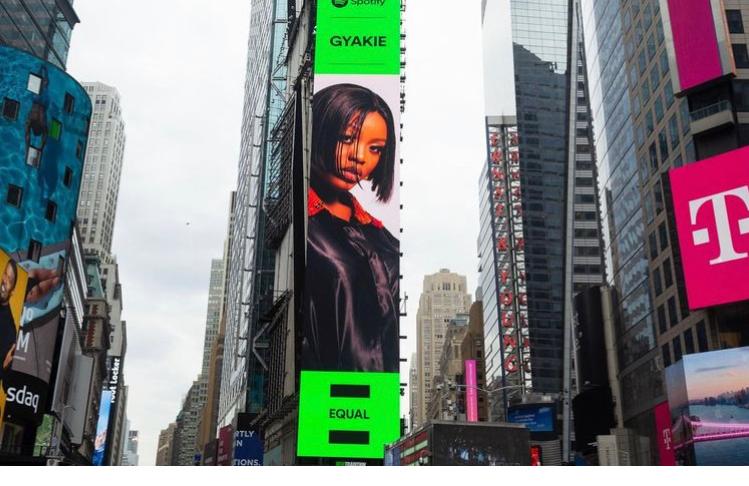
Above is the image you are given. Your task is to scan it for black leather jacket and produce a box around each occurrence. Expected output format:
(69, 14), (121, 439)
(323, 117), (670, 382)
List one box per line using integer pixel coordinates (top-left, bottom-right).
(302, 195), (400, 372)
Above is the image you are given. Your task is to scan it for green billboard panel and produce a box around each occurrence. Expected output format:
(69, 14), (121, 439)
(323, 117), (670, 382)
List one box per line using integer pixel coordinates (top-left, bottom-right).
(315, 0), (401, 75)
(297, 371), (400, 459)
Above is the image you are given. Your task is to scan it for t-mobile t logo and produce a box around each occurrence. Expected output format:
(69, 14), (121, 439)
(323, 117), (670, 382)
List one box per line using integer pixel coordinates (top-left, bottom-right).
(689, 185), (749, 265)
(669, 145), (749, 310)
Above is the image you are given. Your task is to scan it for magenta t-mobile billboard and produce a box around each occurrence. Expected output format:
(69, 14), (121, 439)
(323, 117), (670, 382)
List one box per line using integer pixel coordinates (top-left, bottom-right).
(669, 146), (749, 309)
(661, 0), (735, 93)
(465, 360), (478, 423)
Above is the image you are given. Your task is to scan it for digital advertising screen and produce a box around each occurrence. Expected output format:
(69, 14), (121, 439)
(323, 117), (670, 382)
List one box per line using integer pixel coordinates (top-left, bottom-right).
(0, 45), (91, 426)
(297, 0), (401, 460)
(0, 249), (29, 433)
(665, 346), (749, 466)
(669, 145), (749, 310)
(431, 423), (530, 466)
(465, 360), (478, 422)
(661, 0), (735, 93)
(507, 403), (556, 433)
(93, 389), (113, 466)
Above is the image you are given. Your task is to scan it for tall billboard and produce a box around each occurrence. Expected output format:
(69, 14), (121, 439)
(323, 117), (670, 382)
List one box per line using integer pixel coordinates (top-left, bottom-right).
(0, 45), (91, 426)
(660, 0), (735, 94)
(465, 360), (478, 422)
(92, 390), (113, 466)
(669, 145), (749, 309)
(297, 0), (402, 460)
(665, 347), (749, 465)
(0, 250), (29, 433)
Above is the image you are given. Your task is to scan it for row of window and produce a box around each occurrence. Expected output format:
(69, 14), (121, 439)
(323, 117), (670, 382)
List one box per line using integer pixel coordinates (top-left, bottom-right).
(662, 321), (709, 368)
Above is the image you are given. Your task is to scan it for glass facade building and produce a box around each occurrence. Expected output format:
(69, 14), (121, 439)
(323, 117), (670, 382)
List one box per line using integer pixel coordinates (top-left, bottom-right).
(480, 7), (604, 462)
(0, 0), (79, 69)
(580, 0), (714, 464)
(219, 0), (288, 428)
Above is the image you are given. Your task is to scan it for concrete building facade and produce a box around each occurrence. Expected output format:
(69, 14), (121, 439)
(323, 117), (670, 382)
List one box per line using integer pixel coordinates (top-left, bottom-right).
(413, 270), (472, 428)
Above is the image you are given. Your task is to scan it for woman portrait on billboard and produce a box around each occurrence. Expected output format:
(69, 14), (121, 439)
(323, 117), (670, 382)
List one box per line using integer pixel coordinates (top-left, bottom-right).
(303, 83), (399, 373)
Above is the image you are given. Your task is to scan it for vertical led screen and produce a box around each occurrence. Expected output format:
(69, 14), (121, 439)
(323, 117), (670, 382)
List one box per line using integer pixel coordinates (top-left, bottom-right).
(297, 0), (401, 460)
(669, 145), (749, 310)
(93, 390), (113, 466)
(665, 347), (749, 465)
(660, 0), (735, 94)
(0, 249), (29, 433)
(0, 45), (91, 425)
(465, 360), (478, 422)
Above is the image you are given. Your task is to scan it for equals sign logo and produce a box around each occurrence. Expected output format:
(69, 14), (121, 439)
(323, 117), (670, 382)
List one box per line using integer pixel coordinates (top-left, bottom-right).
(328, 384), (371, 446)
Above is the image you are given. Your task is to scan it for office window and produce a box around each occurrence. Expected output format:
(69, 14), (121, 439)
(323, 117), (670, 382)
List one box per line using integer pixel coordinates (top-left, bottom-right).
(659, 222), (669, 251)
(659, 132), (669, 161)
(668, 296), (679, 327)
(673, 336), (683, 362)
(696, 321), (708, 352)
(2, 98), (20, 121)
(658, 304), (668, 335)
(653, 267), (663, 297)
(76, 140), (85, 160)
(663, 258), (673, 288)
(649, 143), (658, 172)
(662, 343), (671, 368)
(27, 74), (42, 94)
(649, 232), (658, 260)
(734, 44), (749, 68)
(6, 185), (23, 207)
(684, 328), (695, 355)
(727, 10), (744, 34)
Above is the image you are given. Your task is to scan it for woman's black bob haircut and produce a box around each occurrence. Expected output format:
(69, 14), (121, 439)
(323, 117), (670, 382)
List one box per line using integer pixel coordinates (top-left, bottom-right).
(312, 83), (396, 202)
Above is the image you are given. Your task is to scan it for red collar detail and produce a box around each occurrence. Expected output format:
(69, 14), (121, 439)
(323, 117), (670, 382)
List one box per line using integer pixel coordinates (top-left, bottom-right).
(308, 188), (383, 229)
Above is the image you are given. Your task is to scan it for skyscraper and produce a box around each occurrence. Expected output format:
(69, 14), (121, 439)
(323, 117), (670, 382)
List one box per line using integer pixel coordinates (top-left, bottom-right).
(480, 1), (605, 462)
(580, 0), (749, 465)
(155, 422), (176, 466)
(414, 270), (472, 428)
(78, 82), (126, 261)
(201, 259), (225, 376)
(0, 0), (79, 68)
(219, 0), (287, 429)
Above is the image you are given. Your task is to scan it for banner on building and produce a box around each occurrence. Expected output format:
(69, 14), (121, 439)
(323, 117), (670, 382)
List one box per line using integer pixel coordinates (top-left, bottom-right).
(465, 360), (478, 422)
(297, 0), (402, 460)
(665, 347), (749, 466)
(0, 46), (92, 429)
(669, 145), (749, 309)
(660, 0), (735, 94)
(0, 249), (28, 433)
(92, 390), (113, 466)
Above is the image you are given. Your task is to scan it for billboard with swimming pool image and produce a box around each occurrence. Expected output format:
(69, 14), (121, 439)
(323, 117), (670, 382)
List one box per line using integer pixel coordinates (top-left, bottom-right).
(0, 249), (29, 433)
(665, 346), (749, 465)
(0, 45), (91, 424)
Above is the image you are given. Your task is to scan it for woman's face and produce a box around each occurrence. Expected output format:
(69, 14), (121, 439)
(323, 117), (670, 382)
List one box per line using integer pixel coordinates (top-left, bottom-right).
(319, 111), (388, 192)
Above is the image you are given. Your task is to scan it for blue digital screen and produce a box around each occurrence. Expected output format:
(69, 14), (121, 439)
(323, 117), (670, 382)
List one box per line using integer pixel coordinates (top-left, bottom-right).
(507, 405), (555, 433)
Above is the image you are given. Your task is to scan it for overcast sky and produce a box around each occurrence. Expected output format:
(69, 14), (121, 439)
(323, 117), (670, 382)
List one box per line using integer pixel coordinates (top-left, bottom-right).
(66, 0), (512, 466)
